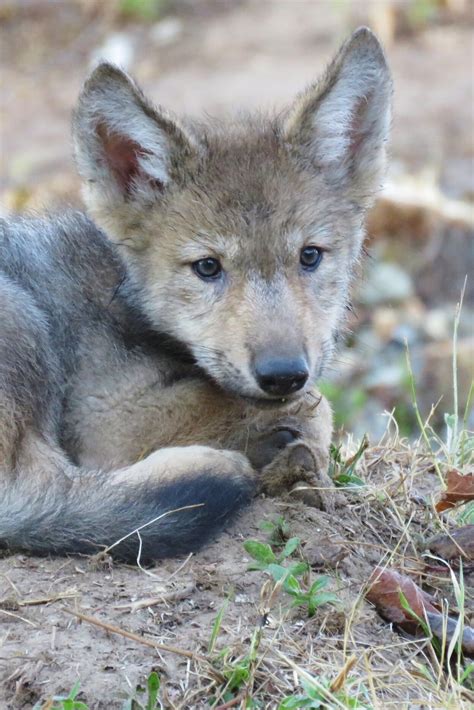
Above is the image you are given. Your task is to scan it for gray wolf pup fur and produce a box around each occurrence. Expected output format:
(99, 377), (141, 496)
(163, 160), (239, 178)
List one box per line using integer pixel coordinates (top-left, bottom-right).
(0, 28), (391, 562)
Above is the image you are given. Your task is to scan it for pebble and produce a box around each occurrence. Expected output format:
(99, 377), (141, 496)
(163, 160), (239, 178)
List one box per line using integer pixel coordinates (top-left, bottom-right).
(359, 262), (414, 306)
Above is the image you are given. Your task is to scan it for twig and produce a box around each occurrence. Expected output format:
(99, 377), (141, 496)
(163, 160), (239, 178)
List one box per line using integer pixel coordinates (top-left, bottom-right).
(3, 590), (78, 608)
(166, 552), (194, 582)
(0, 608), (37, 627)
(102, 503), (205, 556)
(62, 607), (223, 680)
(113, 583), (195, 612)
(214, 691), (247, 709)
(329, 654), (357, 692)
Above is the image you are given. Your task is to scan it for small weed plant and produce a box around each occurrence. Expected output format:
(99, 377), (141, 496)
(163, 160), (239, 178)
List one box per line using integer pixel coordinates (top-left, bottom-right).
(33, 682), (87, 710)
(123, 671), (161, 710)
(34, 672), (161, 710)
(279, 676), (371, 709)
(243, 520), (338, 618)
(329, 436), (368, 488)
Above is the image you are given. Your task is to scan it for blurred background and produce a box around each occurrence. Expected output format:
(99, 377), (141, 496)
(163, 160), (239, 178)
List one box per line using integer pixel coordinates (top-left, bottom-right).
(1, 0), (473, 440)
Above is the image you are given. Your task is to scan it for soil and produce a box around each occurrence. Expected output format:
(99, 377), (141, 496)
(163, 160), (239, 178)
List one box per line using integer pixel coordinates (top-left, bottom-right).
(1, 443), (472, 708)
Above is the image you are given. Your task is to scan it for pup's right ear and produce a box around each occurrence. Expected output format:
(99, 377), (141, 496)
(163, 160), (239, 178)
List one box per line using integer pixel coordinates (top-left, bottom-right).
(72, 63), (199, 248)
(284, 28), (392, 208)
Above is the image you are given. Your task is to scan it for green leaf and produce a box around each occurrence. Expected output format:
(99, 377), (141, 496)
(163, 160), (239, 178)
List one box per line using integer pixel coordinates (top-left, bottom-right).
(301, 679), (331, 704)
(309, 576), (329, 594)
(460, 662), (474, 684)
(334, 473), (365, 487)
(288, 561), (310, 578)
(146, 671), (160, 710)
(266, 563), (289, 582)
(278, 695), (316, 709)
(120, 0), (164, 20)
(329, 443), (343, 464)
(208, 600), (228, 654)
(398, 590), (441, 653)
(283, 574), (301, 596)
(308, 597), (317, 617)
(243, 540), (276, 565)
(291, 596), (310, 610)
(279, 537), (300, 560)
(307, 592), (338, 617)
(444, 412), (456, 430)
(267, 564), (305, 598)
(310, 592), (338, 607)
(225, 660), (250, 691)
(398, 590), (425, 627)
(247, 561), (269, 571)
(68, 682), (81, 700)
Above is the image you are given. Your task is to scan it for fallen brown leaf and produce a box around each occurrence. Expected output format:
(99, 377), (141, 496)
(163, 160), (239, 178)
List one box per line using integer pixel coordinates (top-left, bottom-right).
(366, 567), (438, 635)
(436, 470), (474, 512)
(366, 566), (474, 656)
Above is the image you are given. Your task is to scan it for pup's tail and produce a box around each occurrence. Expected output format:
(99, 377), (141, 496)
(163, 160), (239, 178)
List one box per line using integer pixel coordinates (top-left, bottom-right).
(0, 446), (255, 563)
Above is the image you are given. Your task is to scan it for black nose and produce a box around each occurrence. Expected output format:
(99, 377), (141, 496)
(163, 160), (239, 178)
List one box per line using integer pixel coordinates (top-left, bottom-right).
(254, 357), (309, 397)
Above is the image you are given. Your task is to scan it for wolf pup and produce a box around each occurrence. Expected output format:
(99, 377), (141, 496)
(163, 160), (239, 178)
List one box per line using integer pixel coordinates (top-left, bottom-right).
(0, 28), (391, 562)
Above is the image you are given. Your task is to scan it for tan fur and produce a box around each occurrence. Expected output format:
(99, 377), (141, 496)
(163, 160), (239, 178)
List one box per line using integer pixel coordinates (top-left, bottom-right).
(65, 336), (332, 499)
(1, 28), (391, 561)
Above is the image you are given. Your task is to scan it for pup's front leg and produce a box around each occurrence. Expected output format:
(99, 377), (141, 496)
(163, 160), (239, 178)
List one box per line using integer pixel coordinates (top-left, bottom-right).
(72, 372), (247, 470)
(73, 363), (339, 510)
(149, 381), (339, 510)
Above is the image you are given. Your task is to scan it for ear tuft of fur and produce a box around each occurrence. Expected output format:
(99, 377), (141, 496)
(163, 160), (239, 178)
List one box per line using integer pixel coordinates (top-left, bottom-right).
(72, 62), (199, 244)
(285, 27), (392, 205)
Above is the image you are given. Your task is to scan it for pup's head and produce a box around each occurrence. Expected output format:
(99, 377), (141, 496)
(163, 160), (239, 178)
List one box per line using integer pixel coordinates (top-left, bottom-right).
(73, 28), (392, 405)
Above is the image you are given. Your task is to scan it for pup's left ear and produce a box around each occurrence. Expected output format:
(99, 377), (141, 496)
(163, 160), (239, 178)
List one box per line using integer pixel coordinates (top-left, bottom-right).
(72, 62), (200, 247)
(284, 27), (392, 206)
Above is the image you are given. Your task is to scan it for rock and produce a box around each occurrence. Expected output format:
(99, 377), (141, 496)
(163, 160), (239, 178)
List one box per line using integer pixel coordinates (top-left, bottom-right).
(366, 173), (474, 306)
(372, 307), (399, 342)
(391, 322), (419, 347)
(372, 301), (427, 343)
(358, 262), (414, 306)
(423, 308), (452, 340)
(364, 362), (406, 391)
(427, 525), (474, 563)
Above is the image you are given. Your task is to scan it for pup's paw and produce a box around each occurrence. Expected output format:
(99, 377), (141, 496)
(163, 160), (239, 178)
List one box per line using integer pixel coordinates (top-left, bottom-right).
(245, 428), (300, 470)
(259, 441), (346, 512)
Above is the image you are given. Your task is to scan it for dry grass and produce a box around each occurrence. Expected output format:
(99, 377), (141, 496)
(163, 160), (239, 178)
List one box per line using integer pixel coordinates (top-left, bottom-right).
(1, 426), (472, 709)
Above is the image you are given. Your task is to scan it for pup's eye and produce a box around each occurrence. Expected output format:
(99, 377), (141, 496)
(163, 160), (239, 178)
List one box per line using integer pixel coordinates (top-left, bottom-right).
(192, 257), (222, 280)
(300, 246), (323, 271)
